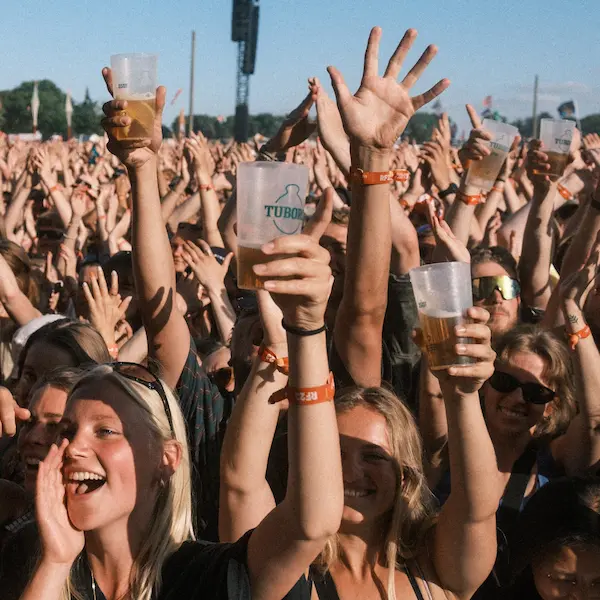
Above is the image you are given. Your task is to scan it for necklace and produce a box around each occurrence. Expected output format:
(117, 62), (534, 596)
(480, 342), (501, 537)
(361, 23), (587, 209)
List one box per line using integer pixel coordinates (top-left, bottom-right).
(91, 570), (97, 600)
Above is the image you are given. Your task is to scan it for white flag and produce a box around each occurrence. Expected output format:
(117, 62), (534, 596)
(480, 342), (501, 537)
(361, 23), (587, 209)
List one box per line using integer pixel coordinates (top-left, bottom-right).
(31, 81), (40, 129)
(65, 90), (73, 127)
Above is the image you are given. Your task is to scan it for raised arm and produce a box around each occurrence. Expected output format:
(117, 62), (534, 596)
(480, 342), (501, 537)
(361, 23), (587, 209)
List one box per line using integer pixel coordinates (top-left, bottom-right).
(551, 238), (600, 474)
(331, 27), (449, 387)
(244, 231), (342, 600)
(101, 69), (190, 389)
(0, 252), (41, 327)
(430, 307), (499, 600)
(519, 142), (557, 310)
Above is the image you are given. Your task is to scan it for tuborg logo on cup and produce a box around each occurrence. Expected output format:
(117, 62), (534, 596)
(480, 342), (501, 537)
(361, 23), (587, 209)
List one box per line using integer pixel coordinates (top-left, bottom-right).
(490, 134), (509, 153)
(264, 184), (304, 235)
(555, 128), (573, 147)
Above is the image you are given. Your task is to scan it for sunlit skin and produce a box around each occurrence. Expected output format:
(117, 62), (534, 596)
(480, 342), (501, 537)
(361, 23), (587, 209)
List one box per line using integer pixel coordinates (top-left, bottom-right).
(17, 386), (68, 494)
(471, 261), (520, 338)
(321, 222), (347, 330)
(532, 544), (600, 599)
(337, 406), (398, 530)
(16, 343), (76, 407)
(61, 381), (163, 535)
(483, 351), (555, 440)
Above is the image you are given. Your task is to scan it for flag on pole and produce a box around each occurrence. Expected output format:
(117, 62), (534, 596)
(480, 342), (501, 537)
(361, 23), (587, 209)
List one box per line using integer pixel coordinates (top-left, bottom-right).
(31, 81), (40, 132)
(557, 100), (576, 119)
(65, 91), (73, 128)
(216, 115), (225, 123)
(170, 88), (183, 106)
(483, 95), (492, 109)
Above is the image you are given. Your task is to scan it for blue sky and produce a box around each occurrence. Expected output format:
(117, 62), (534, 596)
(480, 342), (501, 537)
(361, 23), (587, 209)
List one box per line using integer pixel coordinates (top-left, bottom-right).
(1, 0), (599, 134)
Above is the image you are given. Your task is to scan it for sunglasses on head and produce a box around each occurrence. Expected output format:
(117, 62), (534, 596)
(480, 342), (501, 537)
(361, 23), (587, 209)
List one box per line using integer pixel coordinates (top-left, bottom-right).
(111, 362), (175, 435)
(488, 370), (555, 405)
(207, 367), (234, 390)
(472, 275), (521, 302)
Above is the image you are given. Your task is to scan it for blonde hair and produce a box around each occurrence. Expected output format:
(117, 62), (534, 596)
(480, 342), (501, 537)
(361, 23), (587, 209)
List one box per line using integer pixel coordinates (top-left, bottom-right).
(61, 366), (194, 600)
(494, 324), (577, 441)
(315, 386), (436, 600)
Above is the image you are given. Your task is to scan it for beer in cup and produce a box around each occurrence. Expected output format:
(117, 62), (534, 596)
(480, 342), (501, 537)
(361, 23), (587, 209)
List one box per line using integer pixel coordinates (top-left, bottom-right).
(110, 53), (157, 140)
(236, 162), (308, 290)
(466, 119), (519, 192)
(537, 118), (576, 181)
(409, 261), (475, 371)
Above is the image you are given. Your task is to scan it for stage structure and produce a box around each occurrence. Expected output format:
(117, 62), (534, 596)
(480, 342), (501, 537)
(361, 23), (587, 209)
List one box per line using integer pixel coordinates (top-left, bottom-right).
(231, 0), (259, 141)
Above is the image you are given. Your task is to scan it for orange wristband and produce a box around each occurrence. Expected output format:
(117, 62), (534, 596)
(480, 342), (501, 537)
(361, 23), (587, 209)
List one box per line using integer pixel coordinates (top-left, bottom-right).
(491, 185), (504, 194)
(568, 325), (591, 350)
(200, 183), (214, 191)
(349, 167), (410, 186)
(49, 184), (61, 193)
(557, 183), (573, 201)
(458, 190), (484, 205)
(287, 372), (335, 405)
(108, 344), (119, 360)
(258, 344), (289, 375)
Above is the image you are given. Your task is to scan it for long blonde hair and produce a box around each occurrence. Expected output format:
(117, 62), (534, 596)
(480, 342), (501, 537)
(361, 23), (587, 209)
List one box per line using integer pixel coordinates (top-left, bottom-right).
(61, 366), (194, 600)
(315, 386), (436, 600)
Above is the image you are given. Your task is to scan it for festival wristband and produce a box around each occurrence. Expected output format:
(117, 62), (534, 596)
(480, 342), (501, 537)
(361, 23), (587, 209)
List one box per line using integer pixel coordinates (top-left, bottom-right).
(557, 183), (573, 201)
(271, 373), (335, 406)
(349, 167), (410, 186)
(282, 321), (327, 337)
(199, 183), (214, 191)
(108, 344), (119, 360)
(458, 190), (484, 205)
(258, 344), (289, 375)
(568, 324), (591, 350)
(49, 184), (61, 193)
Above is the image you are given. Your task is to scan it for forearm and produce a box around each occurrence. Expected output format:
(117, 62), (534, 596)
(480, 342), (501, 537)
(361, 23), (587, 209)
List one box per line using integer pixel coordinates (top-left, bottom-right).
(58, 216), (81, 277)
(503, 179), (523, 214)
(197, 170), (225, 247)
(42, 179), (72, 228)
(5, 183), (31, 235)
(389, 194), (419, 275)
(560, 204), (600, 279)
(284, 331), (342, 537)
(167, 193), (200, 233)
(217, 187), (238, 258)
(160, 182), (186, 224)
(519, 187), (556, 309)
(207, 286), (236, 344)
(157, 160), (168, 197)
(61, 159), (74, 189)
(116, 326), (148, 364)
(446, 178), (477, 246)
(18, 559), (71, 600)
(220, 346), (288, 540)
(476, 183), (503, 230)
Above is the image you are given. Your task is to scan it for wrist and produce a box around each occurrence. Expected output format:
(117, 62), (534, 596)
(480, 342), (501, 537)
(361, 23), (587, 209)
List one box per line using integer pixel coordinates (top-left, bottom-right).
(127, 157), (157, 179)
(350, 143), (391, 170)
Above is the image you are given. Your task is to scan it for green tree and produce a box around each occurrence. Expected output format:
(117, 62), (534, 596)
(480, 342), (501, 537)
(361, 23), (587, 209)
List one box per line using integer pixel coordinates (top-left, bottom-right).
(403, 112), (437, 143)
(72, 88), (102, 136)
(1, 80), (67, 138)
(581, 114), (600, 135)
(510, 111), (553, 139)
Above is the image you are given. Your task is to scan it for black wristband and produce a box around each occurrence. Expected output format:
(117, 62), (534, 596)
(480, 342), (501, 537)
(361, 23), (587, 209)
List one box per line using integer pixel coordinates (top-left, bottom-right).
(282, 320), (327, 337)
(438, 182), (459, 199)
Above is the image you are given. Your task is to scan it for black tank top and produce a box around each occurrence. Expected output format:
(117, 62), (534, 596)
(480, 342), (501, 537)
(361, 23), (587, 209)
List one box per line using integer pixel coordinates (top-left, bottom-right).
(311, 566), (426, 600)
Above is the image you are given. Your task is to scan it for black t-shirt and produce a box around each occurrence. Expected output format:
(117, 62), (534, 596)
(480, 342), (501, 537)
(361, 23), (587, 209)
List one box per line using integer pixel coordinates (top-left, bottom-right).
(71, 531), (311, 600)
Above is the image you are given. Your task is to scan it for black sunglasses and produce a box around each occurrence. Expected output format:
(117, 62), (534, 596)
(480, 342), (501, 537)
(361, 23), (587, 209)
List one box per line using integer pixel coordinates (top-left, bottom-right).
(207, 367), (234, 390)
(472, 276), (521, 302)
(111, 362), (175, 435)
(488, 370), (555, 405)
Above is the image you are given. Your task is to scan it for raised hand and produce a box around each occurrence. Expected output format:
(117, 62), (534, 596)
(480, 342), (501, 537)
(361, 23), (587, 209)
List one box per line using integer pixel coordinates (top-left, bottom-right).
(559, 230), (600, 310)
(0, 386), (31, 437)
(100, 67), (166, 170)
(526, 139), (553, 193)
(427, 203), (471, 264)
(328, 27), (449, 151)
(36, 439), (85, 566)
(421, 139), (451, 191)
(82, 267), (132, 347)
(181, 240), (233, 294)
(583, 133), (600, 169)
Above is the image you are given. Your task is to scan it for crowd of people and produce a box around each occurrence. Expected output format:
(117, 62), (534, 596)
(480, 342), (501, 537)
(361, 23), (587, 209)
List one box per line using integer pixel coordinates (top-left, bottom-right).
(0, 26), (599, 600)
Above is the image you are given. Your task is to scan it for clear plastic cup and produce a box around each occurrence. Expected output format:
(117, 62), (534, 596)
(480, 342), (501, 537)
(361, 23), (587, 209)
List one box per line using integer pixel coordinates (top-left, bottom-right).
(409, 261), (474, 370)
(466, 119), (519, 192)
(538, 118), (576, 181)
(236, 162), (309, 290)
(110, 53), (157, 140)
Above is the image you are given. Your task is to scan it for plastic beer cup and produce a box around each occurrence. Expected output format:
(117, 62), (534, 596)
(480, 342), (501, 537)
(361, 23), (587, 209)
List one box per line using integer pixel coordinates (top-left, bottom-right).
(236, 162), (308, 290)
(110, 53), (157, 141)
(538, 118), (576, 181)
(466, 119), (519, 192)
(409, 261), (475, 370)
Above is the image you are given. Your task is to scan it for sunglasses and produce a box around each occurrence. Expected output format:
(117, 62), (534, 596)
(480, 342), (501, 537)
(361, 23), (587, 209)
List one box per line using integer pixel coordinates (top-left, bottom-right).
(207, 367), (234, 390)
(111, 362), (175, 435)
(488, 370), (555, 405)
(472, 275), (521, 302)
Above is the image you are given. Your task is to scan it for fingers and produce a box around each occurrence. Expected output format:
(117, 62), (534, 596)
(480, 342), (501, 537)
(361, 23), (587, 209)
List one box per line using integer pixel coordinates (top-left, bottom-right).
(253, 256), (331, 280)
(118, 296), (133, 316)
(401, 44), (438, 90)
(327, 66), (352, 110)
(466, 104), (482, 129)
(411, 78), (451, 112)
(304, 187), (334, 241)
(383, 28), (417, 79)
(464, 305), (491, 325)
(362, 26), (381, 80)
(222, 252), (234, 272)
(0, 394), (18, 437)
(262, 234), (331, 264)
(102, 67), (114, 97)
(196, 239), (213, 255)
(155, 86), (167, 116)
(96, 266), (109, 297)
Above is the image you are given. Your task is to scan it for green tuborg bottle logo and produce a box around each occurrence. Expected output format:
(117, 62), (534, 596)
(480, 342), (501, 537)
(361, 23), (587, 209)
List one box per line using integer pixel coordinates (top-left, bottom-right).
(264, 184), (304, 235)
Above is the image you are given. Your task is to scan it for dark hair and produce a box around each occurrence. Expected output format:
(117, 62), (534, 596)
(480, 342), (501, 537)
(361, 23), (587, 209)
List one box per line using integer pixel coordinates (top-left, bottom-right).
(102, 251), (134, 294)
(17, 319), (110, 379)
(470, 246), (519, 281)
(28, 366), (83, 402)
(194, 337), (226, 360)
(511, 477), (600, 577)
